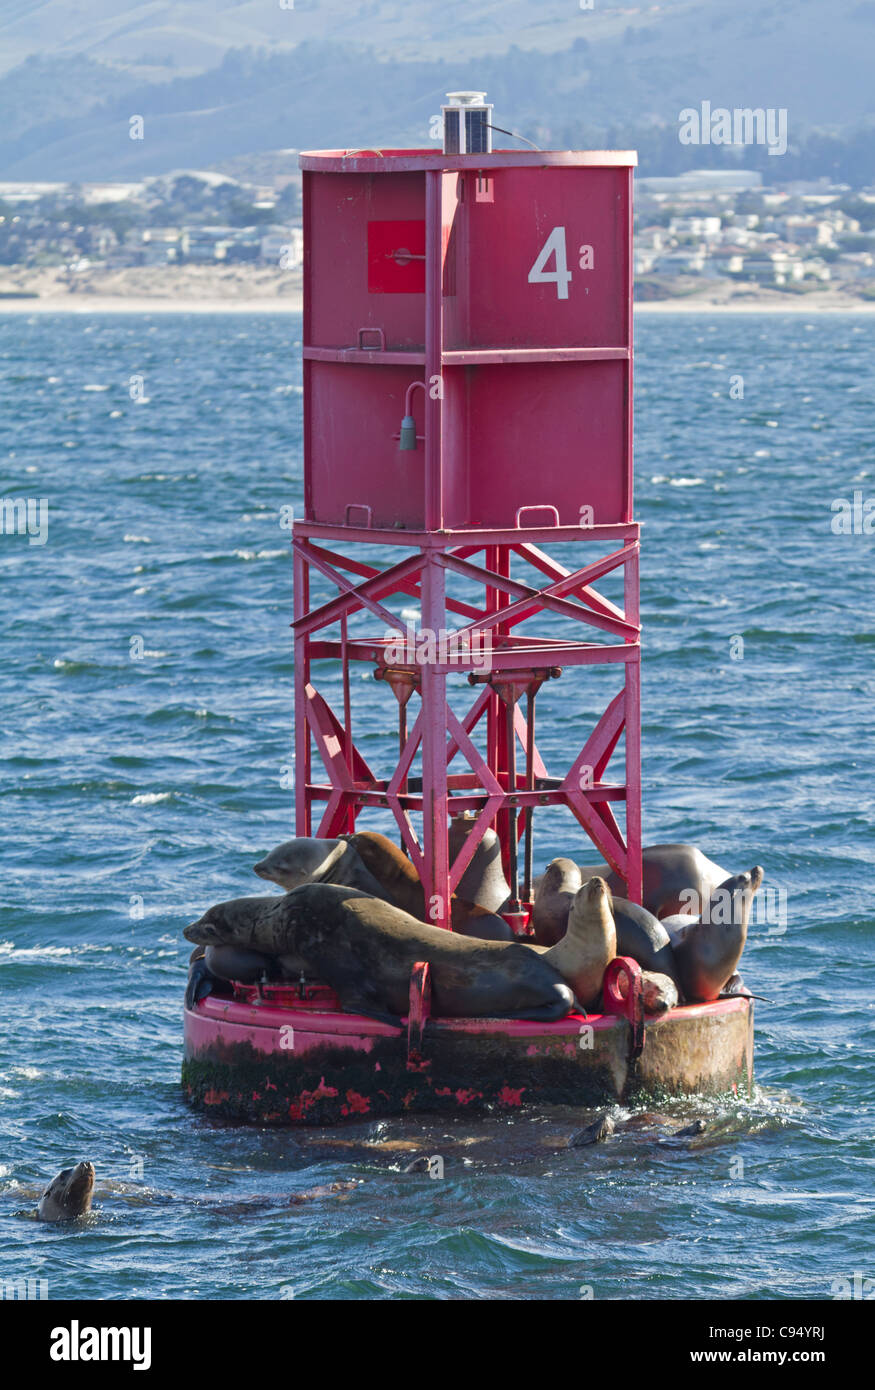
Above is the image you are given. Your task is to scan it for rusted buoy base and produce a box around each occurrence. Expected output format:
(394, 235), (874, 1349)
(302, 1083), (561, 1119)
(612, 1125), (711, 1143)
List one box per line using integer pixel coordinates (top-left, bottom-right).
(182, 994), (753, 1126)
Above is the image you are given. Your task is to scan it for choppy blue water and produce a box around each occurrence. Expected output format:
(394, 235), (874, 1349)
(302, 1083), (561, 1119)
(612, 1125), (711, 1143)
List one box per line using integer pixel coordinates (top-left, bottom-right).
(1, 310), (873, 1301)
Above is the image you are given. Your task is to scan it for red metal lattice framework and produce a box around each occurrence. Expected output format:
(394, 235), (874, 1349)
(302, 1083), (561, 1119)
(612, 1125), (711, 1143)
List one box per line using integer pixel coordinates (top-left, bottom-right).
(293, 521), (642, 923)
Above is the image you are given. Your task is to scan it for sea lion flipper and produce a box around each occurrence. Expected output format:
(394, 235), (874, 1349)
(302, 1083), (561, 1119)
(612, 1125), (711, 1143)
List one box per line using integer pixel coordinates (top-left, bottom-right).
(185, 957), (215, 1010)
(340, 998), (404, 1030)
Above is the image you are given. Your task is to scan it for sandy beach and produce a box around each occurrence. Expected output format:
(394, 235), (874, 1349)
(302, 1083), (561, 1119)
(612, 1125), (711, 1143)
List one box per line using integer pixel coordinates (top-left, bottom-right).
(0, 263), (871, 313)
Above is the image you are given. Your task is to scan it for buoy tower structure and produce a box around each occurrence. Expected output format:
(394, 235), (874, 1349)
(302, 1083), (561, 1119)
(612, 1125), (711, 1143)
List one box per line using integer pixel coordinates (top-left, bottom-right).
(182, 103), (757, 1125)
(294, 96), (642, 925)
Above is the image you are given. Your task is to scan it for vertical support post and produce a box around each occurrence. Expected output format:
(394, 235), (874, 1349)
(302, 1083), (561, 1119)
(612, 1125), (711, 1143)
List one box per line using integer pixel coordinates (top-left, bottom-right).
(624, 543), (642, 904)
(424, 169), (443, 532)
(293, 539), (311, 835)
(420, 551), (449, 927)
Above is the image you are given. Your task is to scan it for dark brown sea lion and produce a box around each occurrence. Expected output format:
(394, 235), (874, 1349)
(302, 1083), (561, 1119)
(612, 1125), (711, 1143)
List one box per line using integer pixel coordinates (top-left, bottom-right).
(610, 897), (680, 984)
(663, 867), (763, 1002)
(37, 1162), (95, 1222)
(184, 885), (580, 1024)
(569, 1112), (615, 1147)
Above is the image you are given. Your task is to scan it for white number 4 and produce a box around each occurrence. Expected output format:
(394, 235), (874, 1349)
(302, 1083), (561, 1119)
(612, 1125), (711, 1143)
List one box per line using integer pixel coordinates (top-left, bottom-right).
(528, 227), (593, 300)
(528, 226), (572, 300)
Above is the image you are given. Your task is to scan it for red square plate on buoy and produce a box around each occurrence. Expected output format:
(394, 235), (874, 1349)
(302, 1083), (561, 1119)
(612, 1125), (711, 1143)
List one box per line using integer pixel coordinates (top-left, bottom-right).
(367, 219), (426, 293)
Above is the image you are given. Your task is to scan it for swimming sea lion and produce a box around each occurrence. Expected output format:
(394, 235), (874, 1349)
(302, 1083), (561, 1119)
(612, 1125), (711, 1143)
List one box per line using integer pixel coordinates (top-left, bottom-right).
(664, 867), (763, 1002)
(569, 1112), (615, 1147)
(184, 885), (580, 1024)
(37, 1162), (95, 1222)
(538, 877), (616, 1010)
(532, 858), (582, 946)
(604, 843), (731, 920)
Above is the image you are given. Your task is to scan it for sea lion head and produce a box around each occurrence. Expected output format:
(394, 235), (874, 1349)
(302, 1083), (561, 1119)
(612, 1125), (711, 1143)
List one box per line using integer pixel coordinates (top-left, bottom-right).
(184, 895), (279, 945)
(254, 837), (346, 889)
(539, 857), (583, 898)
(37, 1161), (95, 1222)
(567, 875), (613, 934)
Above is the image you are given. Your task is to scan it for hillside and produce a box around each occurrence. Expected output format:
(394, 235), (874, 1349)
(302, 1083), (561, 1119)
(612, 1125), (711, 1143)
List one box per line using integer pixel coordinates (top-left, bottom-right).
(0, 0), (873, 180)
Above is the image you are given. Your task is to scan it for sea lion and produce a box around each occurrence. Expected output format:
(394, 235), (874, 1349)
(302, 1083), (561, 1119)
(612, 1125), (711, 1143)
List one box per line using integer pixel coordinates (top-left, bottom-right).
(455, 906), (515, 942)
(604, 843), (731, 920)
(664, 867), (763, 1002)
(538, 878), (616, 1011)
(184, 885), (580, 1024)
(255, 836), (390, 901)
(257, 831), (510, 939)
(569, 1112), (615, 1147)
(37, 1162), (95, 1222)
(532, 858), (582, 946)
(448, 815), (511, 913)
(610, 897), (680, 984)
(637, 971), (678, 1015)
(185, 902), (301, 1009)
(186, 944), (267, 1009)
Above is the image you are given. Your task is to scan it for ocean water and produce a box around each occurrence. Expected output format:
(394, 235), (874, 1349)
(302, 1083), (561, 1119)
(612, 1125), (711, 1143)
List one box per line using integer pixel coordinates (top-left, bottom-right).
(1, 310), (873, 1301)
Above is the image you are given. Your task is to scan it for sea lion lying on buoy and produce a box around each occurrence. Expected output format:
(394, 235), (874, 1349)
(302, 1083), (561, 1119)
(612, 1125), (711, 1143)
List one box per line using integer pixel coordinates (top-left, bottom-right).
(615, 968), (678, 1015)
(184, 884), (580, 1024)
(37, 1162), (95, 1222)
(346, 832), (512, 937)
(255, 836), (390, 901)
(257, 831), (514, 941)
(533, 868), (680, 986)
(532, 858), (582, 946)
(663, 867), (762, 1002)
(536, 878), (616, 1011)
(610, 897), (680, 985)
(603, 843), (731, 920)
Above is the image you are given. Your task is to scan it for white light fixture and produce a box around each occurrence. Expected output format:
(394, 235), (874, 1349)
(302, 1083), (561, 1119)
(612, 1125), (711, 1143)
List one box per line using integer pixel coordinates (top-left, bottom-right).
(442, 91), (493, 155)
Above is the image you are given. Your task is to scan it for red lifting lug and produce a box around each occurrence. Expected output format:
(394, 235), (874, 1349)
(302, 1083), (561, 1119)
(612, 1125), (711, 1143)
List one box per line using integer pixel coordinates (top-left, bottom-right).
(602, 956), (646, 1061)
(406, 961), (432, 1072)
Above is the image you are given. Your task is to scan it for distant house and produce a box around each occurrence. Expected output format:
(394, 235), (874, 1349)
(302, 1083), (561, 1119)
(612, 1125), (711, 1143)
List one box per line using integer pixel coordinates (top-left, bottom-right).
(741, 250), (805, 285)
(652, 249), (707, 275)
(669, 215), (721, 241)
(181, 227), (229, 261)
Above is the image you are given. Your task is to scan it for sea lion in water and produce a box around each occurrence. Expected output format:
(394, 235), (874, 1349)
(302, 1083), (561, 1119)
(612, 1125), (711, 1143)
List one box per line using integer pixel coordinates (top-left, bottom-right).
(537, 878), (616, 1011)
(532, 858), (582, 946)
(603, 843), (731, 920)
(37, 1162), (95, 1222)
(569, 1112), (615, 1147)
(185, 885), (580, 1024)
(663, 867), (762, 1002)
